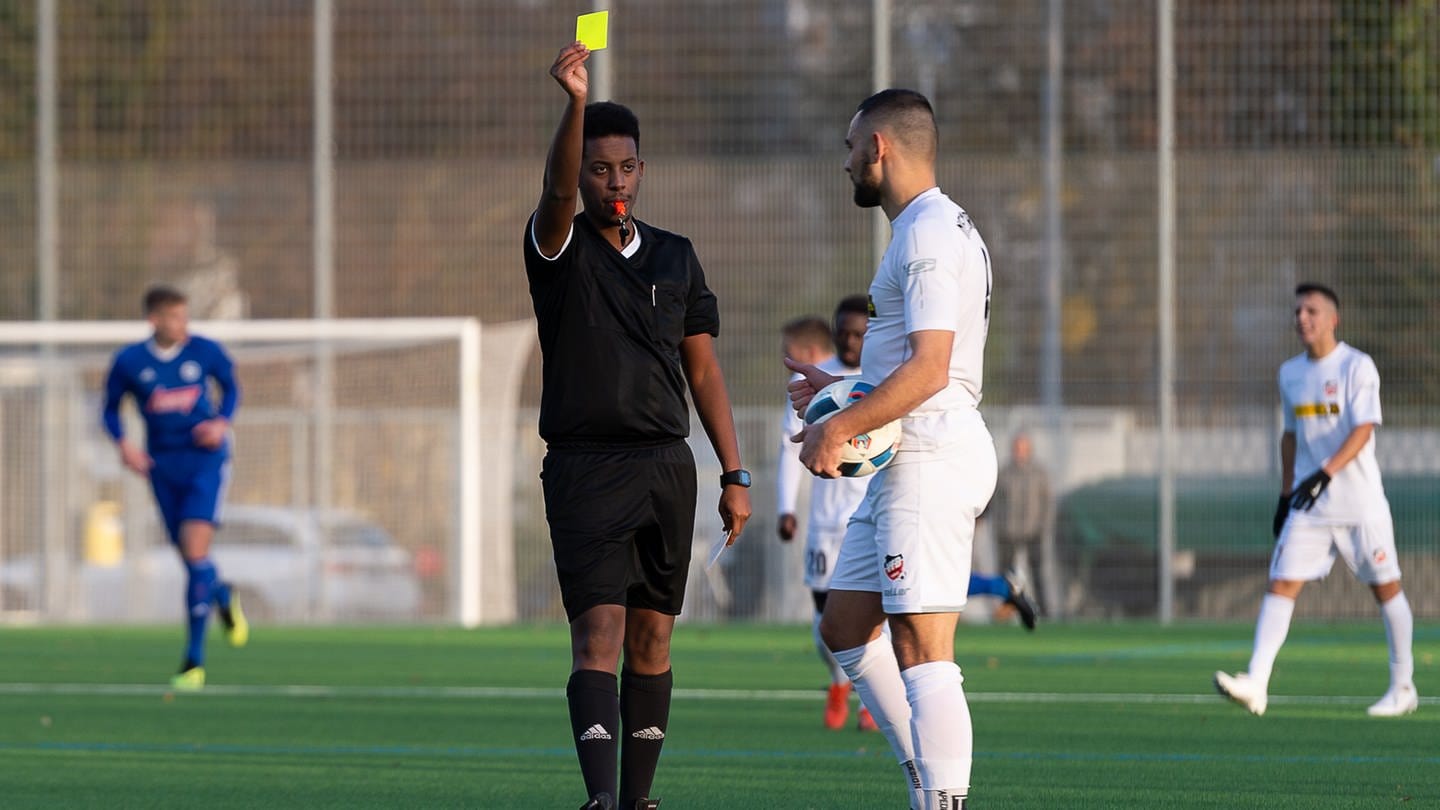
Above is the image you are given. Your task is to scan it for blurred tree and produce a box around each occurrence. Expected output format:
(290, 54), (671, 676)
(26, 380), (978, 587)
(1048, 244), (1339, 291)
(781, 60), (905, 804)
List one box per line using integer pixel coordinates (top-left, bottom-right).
(59, 0), (310, 159)
(1331, 0), (1440, 148)
(0, 3), (35, 159)
(1330, 0), (1440, 417)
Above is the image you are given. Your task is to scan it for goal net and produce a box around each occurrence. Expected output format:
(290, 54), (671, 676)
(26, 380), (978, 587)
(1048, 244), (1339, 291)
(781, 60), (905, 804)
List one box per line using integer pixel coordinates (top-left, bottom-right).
(0, 318), (533, 627)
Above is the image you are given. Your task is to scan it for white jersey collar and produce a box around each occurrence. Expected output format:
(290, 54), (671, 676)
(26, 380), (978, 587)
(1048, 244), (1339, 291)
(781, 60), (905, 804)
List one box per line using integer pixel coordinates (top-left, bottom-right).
(891, 186), (944, 225)
(1305, 340), (1346, 364)
(146, 337), (188, 363)
(619, 225), (643, 258)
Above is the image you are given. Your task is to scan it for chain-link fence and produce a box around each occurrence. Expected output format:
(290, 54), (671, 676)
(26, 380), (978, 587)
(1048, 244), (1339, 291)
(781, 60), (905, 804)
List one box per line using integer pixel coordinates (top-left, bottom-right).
(2, 1), (1437, 623)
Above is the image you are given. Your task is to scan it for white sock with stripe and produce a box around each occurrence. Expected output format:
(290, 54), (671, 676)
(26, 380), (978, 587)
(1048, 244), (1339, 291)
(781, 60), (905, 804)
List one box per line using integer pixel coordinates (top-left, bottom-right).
(902, 660), (971, 808)
(832, 635), (921, 808)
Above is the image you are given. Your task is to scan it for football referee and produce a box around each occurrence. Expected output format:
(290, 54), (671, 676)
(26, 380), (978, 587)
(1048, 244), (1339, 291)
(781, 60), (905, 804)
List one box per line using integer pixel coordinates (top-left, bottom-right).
(524, 42), (752, 810)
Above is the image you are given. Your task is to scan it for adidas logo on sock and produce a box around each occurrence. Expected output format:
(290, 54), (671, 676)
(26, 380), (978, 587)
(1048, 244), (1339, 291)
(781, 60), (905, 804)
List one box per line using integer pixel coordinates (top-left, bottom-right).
(578, 724), (612, 742)
(630, 726), (665, 740)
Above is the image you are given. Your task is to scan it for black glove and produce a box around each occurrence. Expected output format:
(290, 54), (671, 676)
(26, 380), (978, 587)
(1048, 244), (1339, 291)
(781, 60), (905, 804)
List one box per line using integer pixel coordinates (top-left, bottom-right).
(1272, 495), (1290, 537)
(1289, 470), (1332, 512)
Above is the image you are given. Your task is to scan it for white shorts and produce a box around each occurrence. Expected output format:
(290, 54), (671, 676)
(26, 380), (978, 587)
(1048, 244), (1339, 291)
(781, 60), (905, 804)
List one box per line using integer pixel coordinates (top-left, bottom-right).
(829, 441), (998, 614)
(1270, 510), (1402, 584)
(804, 524), (848, 592)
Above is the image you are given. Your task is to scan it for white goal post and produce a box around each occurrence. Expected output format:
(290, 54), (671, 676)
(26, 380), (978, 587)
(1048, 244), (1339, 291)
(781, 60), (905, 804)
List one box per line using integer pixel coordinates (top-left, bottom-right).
(0, 318), (533, 628)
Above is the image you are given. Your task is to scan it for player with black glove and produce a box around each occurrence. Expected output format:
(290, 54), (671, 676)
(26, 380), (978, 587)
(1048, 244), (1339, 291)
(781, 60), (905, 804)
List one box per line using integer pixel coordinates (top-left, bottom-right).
(1271, 496), (1289, 538)
(1288, 469), (1331, 512)
(1215, 283), (1416, 721)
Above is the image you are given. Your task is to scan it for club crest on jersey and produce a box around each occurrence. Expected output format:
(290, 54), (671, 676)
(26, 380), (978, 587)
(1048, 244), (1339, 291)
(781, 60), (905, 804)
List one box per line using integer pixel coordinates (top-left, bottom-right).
(1324, 379), (1338, 396)
(884, 553), (905, 581)
(147, 384), (202, 415)
(180, 360), (203, 382)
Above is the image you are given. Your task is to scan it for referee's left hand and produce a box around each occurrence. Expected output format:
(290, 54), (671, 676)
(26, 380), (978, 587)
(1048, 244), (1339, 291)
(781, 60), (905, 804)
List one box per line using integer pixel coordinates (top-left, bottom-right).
(719, 486), (751, 545)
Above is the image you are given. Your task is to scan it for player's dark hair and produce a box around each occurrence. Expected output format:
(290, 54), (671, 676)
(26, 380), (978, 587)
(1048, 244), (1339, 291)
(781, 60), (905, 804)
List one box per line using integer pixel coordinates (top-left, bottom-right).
(143, 284), (187, 313)
(1295, 282), (1339, 310)
(834, 294), (870, 329)
(584, 101), (640, 152)
(855, 89), (937, 158)
(782, 316), (833, 352)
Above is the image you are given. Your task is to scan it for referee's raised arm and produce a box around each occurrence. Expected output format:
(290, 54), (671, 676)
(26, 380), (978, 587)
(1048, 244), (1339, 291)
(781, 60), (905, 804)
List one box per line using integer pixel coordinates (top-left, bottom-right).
(534, 42), (590, 259)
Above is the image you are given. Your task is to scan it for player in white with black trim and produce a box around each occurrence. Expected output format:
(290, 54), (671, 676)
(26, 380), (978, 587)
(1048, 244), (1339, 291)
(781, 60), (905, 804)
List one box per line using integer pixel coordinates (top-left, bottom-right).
(1215, 283), (1417, 718)
(789, 89), (994, 810)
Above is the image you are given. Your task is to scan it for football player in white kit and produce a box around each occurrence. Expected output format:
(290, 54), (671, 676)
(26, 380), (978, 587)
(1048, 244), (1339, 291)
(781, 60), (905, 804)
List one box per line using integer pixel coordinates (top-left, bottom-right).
(776, 304), (881, 731)
(1214, 283), (1417, 718)
(789, 89), (995, 810)
(778, 304), (1037, 734)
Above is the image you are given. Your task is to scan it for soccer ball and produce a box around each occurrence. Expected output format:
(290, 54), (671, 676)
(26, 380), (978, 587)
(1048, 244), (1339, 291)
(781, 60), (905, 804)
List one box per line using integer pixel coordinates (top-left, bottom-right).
(802, 380), (901, 477)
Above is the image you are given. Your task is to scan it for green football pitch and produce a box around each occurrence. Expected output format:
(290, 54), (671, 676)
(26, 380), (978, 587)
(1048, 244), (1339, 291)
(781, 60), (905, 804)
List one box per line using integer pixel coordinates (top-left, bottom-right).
(1, 622), (1434, 809)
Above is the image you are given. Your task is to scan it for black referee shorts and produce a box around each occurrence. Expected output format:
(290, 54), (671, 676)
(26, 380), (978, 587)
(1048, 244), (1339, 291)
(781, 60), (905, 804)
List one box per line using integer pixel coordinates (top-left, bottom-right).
(542, 440), (697, 622)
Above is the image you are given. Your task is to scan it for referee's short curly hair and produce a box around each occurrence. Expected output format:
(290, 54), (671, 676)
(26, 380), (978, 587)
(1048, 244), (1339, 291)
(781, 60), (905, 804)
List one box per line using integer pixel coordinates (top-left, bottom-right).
(584, 101), (640, 152)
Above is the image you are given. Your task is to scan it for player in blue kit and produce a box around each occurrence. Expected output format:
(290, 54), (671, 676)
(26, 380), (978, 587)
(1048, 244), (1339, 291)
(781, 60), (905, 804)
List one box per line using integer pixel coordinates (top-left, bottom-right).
(102, 285), (249, 690)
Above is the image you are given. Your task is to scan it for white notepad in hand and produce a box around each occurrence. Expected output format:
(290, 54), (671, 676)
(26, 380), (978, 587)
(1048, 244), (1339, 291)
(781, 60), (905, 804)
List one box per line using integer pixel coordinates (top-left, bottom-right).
(707, 529), (733, 570)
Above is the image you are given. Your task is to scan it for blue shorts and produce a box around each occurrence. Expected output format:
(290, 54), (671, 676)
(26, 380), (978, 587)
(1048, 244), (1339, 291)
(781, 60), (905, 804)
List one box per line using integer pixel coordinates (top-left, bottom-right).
(148, 450), (230, 545)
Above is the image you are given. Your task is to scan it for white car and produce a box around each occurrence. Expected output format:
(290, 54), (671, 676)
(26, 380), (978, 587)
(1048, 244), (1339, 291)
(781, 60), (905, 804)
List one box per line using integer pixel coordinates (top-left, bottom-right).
(0, 506), (423, 623)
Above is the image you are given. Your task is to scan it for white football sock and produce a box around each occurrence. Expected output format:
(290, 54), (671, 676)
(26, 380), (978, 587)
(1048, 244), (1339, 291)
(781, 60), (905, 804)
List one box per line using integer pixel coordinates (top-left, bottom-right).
(1247, 593), (1294, 689)
(1380, 591), (1414, 688)
(902, 661), (971, 805)
(814, 611), (848, 685)
(832, 635), (913, 762)
(832, 635), (920, 809)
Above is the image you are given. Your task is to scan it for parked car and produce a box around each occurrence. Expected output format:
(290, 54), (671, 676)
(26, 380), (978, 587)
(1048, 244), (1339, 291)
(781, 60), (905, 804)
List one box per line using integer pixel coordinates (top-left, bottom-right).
(0, 505), (423, 623)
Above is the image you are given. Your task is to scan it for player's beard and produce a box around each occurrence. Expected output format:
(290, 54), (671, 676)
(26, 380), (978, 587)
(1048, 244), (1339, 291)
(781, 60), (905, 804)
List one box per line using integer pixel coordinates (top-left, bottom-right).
(851, 173), (881, 208)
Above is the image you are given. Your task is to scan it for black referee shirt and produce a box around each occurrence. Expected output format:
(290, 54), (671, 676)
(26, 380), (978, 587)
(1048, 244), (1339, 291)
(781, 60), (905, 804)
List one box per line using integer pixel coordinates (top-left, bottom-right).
(524, 212), (721, 447)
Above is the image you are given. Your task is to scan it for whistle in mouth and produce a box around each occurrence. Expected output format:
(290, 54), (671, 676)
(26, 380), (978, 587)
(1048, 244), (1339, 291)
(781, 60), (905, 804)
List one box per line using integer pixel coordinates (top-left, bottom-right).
(612, 200), (629, 239)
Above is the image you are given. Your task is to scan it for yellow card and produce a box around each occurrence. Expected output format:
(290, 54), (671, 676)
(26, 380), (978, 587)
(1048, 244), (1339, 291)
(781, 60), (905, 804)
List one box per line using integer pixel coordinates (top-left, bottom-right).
(576, 10), (609, 51)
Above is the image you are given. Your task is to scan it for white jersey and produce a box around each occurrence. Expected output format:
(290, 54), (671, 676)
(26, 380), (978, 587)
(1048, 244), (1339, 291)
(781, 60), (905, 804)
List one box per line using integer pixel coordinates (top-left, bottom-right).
(862, 187), (992, 451)
(777, 355), (868, 529)
(832, 188), (997, 613)
(1279, 341), (1387, 522)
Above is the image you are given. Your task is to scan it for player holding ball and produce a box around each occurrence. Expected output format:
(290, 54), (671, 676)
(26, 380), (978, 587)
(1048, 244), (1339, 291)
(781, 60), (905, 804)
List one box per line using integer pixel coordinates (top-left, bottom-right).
(789, 89), (997, 810)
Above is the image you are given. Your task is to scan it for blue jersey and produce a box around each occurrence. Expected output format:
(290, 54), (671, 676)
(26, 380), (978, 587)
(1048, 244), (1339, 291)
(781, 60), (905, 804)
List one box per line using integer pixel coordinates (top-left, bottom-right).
(102, 335), (240, 456)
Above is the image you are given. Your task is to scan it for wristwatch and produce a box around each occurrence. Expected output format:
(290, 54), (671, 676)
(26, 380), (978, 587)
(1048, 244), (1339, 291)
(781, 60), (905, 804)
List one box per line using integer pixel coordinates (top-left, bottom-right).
(719, 469), (752, 488)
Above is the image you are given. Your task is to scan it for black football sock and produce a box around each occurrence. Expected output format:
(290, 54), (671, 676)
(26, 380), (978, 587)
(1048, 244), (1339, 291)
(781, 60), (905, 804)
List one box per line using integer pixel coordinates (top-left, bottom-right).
(619, 668), (673, 804)
(567, 669), (620, 801)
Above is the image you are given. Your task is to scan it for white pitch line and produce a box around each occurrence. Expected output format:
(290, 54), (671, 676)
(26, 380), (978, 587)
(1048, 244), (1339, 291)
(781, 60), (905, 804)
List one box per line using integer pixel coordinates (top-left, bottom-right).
(0, 682), (1433, 707)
